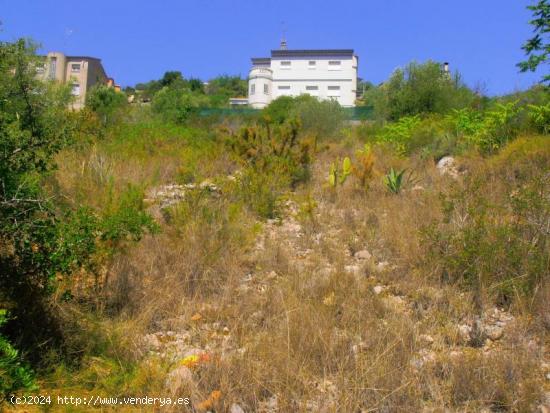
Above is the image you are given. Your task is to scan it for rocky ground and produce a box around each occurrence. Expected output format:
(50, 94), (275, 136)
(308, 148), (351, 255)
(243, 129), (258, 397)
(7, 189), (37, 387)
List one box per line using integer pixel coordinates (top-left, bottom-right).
(138, 160), (549, 412)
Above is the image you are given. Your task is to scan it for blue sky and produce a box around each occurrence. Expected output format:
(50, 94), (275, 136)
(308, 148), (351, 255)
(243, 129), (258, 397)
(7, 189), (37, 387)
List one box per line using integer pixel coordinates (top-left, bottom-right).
(0, 0), (544, 95)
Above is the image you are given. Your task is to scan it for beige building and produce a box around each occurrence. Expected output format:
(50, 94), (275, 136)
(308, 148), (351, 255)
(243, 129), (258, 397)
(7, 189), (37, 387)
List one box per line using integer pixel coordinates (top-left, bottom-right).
(37, 52), (112, 109)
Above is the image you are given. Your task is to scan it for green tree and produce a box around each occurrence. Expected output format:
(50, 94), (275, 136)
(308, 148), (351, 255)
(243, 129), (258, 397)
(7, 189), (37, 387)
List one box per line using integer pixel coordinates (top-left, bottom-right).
(0, 38), (75, 390)
(85, 84), (127, 125)
(159, 70), (185, 87)
(205, 75), (247, 107)
(152, 87), (209, 123)
(375, 61), (475, 120)
(188, 78), (204, 93)
(518, 0), (550, 84)
(0, 39), (155, 396)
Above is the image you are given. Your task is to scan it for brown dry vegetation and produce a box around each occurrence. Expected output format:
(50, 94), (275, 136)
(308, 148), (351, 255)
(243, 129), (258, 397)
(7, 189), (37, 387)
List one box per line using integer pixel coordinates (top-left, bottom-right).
(15, 115), (547, 413)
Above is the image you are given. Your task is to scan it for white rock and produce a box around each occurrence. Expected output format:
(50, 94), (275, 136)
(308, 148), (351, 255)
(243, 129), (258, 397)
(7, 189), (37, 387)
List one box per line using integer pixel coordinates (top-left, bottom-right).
(419, 334), (434, 346)
(376, 261), (390, 271)
(165, 365), (194, 395)
(436, 156), (459, 178)
(485, 325), (504, 341)
(230, 403), (246, 413)
(354, 249), (372, 260)
(373, 285), (384, 295)
(344, 264), (361, 275)
(458, 324), (472, 343)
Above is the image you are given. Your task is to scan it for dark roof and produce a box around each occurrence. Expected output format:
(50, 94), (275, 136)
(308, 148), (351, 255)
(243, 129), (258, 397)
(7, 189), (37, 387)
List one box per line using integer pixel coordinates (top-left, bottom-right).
(251, 57), (271, 65)
(66, 56), (103, 62)
(271, 49), (354, 58)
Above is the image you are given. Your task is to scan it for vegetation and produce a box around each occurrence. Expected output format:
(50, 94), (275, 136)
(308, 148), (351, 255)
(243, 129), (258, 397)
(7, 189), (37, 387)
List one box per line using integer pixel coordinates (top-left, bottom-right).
(1, 4), (549, 409)
(363, 60), (476, 120)
(518, 0), (550, 84)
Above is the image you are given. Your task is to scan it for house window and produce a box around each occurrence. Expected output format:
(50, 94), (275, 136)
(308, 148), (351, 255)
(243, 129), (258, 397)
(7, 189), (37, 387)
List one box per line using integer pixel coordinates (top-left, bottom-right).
(280, 61), (291, 69)
(250, 84), (255, 95)
(306, 86), (318, 91)
(71, 63), (81, 73)
(264, 84), (269, 94)
(328, 61), (341, 70)
(278, 85), (291, 90)
(308, 61), (316, 69)
(328, 86), (341, 90)
(71, 83), (80, 96)
(35, 64), (45, 74)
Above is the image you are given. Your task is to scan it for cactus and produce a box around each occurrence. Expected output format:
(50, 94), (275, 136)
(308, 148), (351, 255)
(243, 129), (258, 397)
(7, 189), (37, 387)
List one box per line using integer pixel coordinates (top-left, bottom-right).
(341, 157), (352, 184)
(328, 157), (352, 187)
(328, 162), (338, 187)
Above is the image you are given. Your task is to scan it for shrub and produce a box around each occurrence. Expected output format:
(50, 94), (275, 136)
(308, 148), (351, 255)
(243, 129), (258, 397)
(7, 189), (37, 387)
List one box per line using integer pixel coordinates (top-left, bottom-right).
(85, 84), (127, 126)
(527, 102), (550, 134)
(377, 115), (421, 155)
(375, 60), (475, 120)
(0, 310), (37, 401)
(262, 95), (345, 145)
(351, 143), (376, 190)
(470, 101), (522, 153)
(152, 87), (209, 124)
(421, 146), (549, 309)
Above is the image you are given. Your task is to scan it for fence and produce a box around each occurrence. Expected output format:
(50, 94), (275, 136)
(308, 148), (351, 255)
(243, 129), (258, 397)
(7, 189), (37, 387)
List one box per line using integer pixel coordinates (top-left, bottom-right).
(197, 106), (375, 121)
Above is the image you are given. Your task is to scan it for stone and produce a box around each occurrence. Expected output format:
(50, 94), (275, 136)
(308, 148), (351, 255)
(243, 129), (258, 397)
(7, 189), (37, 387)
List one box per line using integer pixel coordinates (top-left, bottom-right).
(258, 395), (278, 413)
(142, 333), (161, 350)
(165, 365), (195, 395)
(485, 325), (504, 341)
(419, 334), (434, 346)
(458, 324), (472, 344)
(376, 261), (390, 271)
(354, 249), (372, 260)
(344, 264), (361, 275)
(436, 156), (459, 178)
(373, 285), (384, 295)
(230, 403), (246, 413)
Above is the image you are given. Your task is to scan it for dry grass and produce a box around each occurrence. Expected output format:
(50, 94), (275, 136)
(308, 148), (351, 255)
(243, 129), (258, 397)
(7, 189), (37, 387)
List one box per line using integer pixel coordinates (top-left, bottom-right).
(38, 124), (549, 412)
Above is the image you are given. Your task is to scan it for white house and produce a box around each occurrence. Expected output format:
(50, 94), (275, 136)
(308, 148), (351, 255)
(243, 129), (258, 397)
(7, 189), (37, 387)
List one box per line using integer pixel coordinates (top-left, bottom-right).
(248, 43), (358, 109)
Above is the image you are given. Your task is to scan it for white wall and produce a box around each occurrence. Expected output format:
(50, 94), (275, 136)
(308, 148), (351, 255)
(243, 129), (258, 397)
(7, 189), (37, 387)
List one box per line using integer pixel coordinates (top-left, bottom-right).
(248, 66), (272, 109)
(248, 53), (358, 108)
(270, 55), (357, 107)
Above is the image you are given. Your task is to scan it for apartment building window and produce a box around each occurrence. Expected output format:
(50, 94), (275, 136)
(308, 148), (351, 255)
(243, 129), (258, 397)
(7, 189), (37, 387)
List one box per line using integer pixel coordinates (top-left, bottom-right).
(328, 60), (342, 70)
(264, 84), (269, 94)
(71, 83), (81, 96)
(250, 84), (255, 95)
(280, 61), (291, 69)
(305, 86), (318, 91)
(308, 61), (316, 69)
(49, 57), (57, 80)
(328, 86), (341, 91)
(278, 85), (291, 90)
(71, 63), (81, 73)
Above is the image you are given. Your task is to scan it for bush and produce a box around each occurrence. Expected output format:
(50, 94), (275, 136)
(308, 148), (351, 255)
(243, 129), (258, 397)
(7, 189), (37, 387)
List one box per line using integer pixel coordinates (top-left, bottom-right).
(262, 95), (345, 144)
(226, 118), (312, 217)
(85, 84), (127, 126)
(469, 101), (522, 154)
(152, 87), (209, 124)
(374, 60), (476, 120)
(421, 142), (549, 309)
(0, 310), (37, 401)
(376, 115), (421, 155)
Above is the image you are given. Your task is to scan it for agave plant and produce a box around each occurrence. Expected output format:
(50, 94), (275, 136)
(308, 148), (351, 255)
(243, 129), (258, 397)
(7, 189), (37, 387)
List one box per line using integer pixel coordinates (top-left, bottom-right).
(383, 167), (407, 194)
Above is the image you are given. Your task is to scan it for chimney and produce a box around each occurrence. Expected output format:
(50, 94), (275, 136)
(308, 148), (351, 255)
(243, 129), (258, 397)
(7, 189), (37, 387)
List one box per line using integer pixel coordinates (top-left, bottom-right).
(443, 62), (450, 74)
